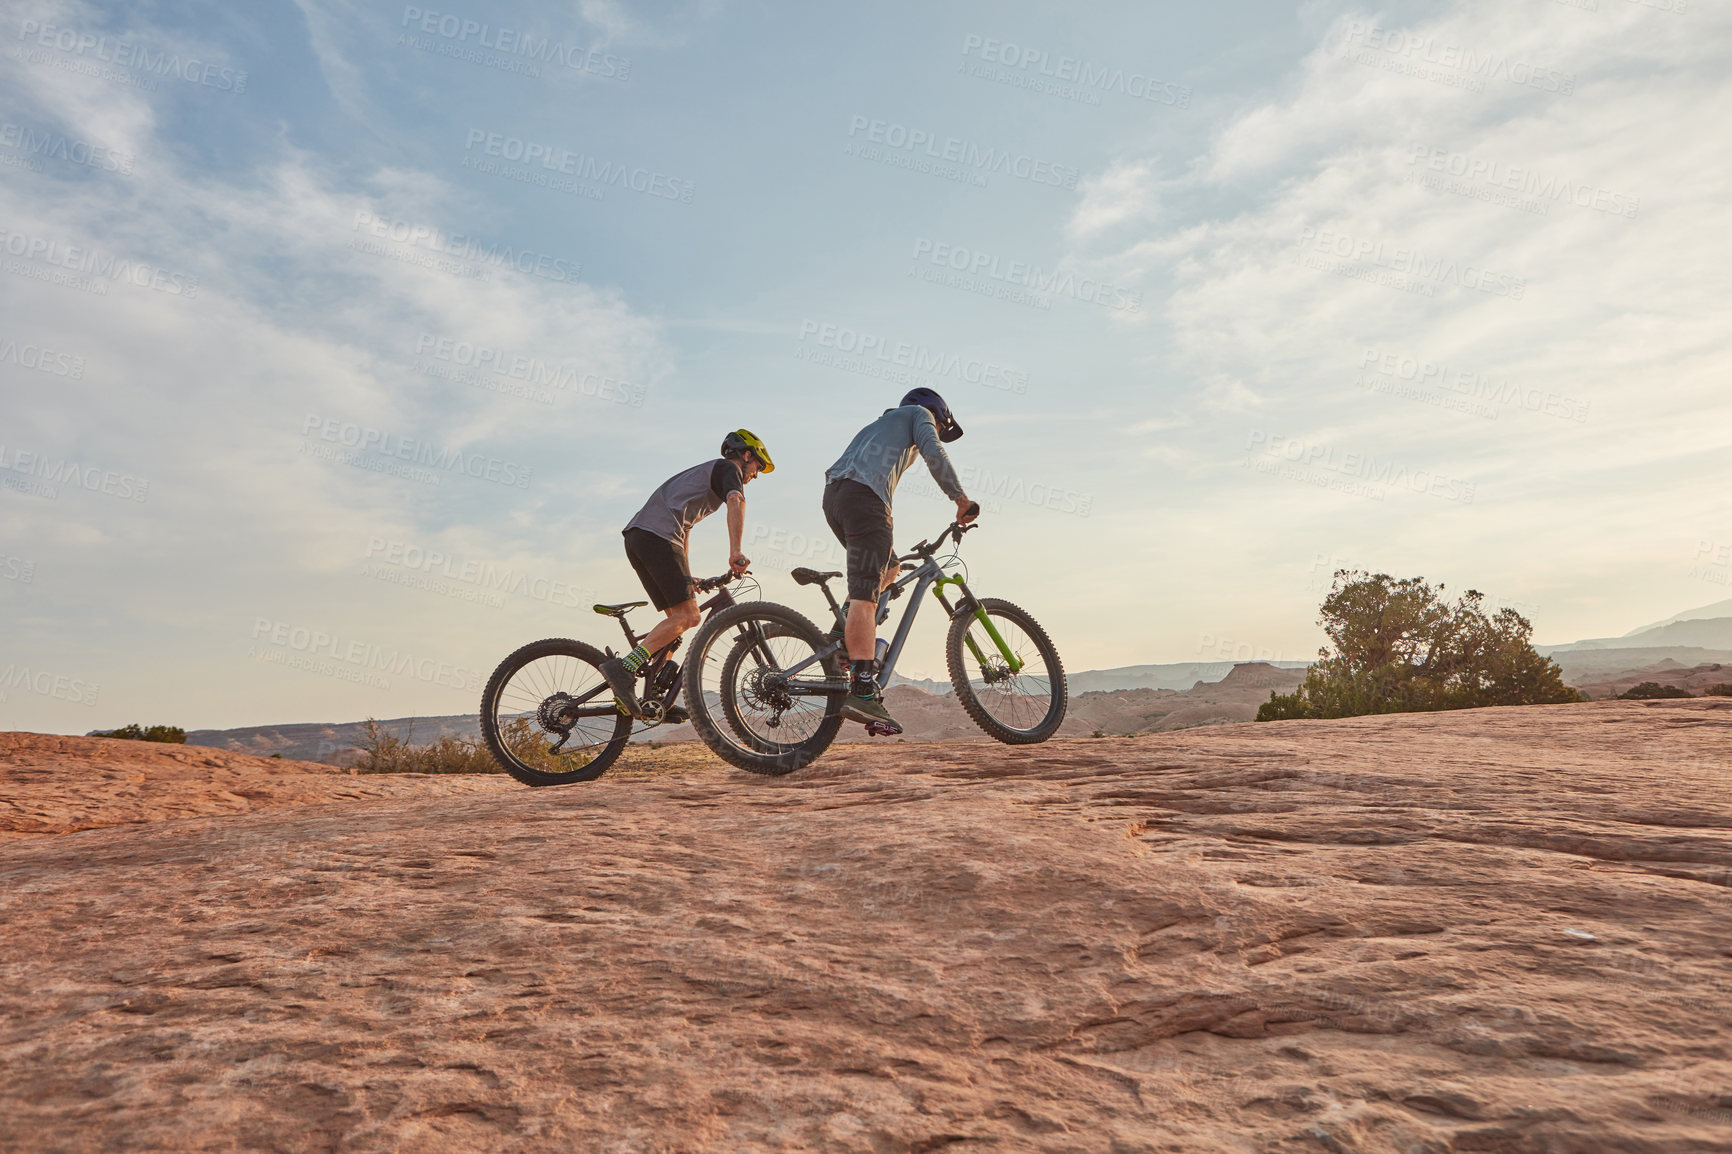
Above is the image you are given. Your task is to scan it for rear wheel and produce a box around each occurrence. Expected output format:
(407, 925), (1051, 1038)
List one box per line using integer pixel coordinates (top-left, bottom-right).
(481, 638), (631, 786)
(686, 602), (845, 774)
(719, 621), (800, 753)
(946, 598), (1066, 744)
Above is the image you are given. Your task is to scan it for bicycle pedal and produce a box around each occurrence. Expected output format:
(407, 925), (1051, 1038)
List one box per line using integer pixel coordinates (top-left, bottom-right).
(864, 721), (900, 737)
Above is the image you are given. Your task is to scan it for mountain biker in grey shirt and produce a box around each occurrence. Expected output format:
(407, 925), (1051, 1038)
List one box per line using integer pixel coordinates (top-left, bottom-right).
(598, 429), (773, 715)
(823, 388), (975, 733)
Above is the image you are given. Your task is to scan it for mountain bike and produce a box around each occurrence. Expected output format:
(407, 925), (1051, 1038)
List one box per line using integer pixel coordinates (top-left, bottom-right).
(682, 515), (1065, 775)
(479, 572), (747, 786)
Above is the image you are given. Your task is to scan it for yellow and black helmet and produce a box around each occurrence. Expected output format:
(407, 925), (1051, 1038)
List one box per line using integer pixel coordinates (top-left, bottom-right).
(721, 429), (774, 473)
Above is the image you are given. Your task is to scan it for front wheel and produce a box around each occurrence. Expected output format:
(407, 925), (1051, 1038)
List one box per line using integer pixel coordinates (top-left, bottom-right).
(946, 598), (1066, 744)
(480, 638), (631, 786)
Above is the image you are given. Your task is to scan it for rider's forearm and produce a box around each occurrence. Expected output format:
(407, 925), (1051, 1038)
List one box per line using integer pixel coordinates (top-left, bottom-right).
(727, 495), (745, 557)
(914, 420), (967, 501)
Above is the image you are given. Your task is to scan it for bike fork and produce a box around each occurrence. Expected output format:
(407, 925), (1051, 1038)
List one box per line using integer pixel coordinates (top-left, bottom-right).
(933, 575), (1024, 674)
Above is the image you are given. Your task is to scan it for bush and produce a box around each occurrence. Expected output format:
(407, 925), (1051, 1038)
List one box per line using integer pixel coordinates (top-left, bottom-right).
(90, 723), (186, 743)
(353, 718), (501, 774)
(1619, 682), (1694, 700)
(1258, 571), (1582, 722)
(1703, 684), (1732, 697)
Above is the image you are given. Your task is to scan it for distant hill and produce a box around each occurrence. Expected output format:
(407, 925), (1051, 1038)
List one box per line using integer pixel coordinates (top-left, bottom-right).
(1622, 597), (1732, 636)
(185, 715), (480, 765)
(1547, 617), (1732, 653)
(864, 660), (1307, 696)
(186, 662), (1310, 761)
(1572, 660), (1732, 701)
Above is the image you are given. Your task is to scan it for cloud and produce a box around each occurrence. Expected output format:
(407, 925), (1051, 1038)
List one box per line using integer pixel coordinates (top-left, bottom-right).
(1079, 1), (1732, 462)
(1058, 0), (1732, 647)
(0, 0), (671, 726)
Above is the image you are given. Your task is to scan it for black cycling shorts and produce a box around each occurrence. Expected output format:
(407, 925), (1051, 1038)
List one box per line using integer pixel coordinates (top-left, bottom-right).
(823, 479), (893, 603)
(623, 528), (693, 611)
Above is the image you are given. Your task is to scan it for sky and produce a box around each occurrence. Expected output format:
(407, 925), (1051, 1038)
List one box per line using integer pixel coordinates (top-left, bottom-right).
(2, 0), (1728, 733)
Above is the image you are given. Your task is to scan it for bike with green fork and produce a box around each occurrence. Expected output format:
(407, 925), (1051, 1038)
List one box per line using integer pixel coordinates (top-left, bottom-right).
(683, 513), (1067, 774)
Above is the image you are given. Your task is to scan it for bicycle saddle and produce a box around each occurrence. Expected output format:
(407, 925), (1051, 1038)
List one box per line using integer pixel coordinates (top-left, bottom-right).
(592, 601), (648, 616)
(791, 568), (843, 586)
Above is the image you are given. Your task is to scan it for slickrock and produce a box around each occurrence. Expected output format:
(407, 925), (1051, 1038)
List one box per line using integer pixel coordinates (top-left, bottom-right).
(0, 733), (514, 841)
(3, 700), (1732, 1152)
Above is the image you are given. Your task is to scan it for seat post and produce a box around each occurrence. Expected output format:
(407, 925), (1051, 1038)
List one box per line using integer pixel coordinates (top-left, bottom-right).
(818, 581), (843, 620)
(621, 618), (641, 648)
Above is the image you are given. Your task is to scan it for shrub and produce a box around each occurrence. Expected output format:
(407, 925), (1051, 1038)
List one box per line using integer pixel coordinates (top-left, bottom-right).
(1619, 682), (1694, 700)
(353, 718), (501, 774)
(1703, 684), (1732, 697)
(91, 723), (186, 743)
(1258, 571), (1582, 722)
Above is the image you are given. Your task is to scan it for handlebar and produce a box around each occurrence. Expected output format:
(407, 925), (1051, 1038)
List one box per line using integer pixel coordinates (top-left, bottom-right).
(899, 516), (980, 563)
(692, 571), (742, 593)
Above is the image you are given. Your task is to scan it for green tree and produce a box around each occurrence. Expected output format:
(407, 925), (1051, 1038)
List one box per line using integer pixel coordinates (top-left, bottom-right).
(1618, 682), (1693, 700)
(1257, 571), (1581, 721)
(90, 723), (186, 743)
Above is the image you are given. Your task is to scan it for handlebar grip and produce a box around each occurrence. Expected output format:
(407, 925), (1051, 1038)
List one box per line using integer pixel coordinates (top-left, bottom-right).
(962, 501), (980, 518)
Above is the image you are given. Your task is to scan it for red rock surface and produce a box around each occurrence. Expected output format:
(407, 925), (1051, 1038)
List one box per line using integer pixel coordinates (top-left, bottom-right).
(4, 701), (1732, 1152)
(0, 732), (513, 841)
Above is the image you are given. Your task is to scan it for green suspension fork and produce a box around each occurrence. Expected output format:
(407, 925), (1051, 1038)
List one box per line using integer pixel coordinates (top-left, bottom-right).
(932, 575), (1024, 674)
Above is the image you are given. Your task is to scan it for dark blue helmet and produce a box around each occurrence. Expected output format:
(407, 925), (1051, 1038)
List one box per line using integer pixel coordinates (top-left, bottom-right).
(900, 387), (963, 443)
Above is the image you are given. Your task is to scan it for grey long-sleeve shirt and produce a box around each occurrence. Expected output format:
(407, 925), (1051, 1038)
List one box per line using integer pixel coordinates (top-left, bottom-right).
(825, 405), (965, 508)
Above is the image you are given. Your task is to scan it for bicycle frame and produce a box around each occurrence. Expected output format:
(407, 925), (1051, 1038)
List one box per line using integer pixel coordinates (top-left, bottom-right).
(557, 581), (739, 725)
(761, 522), (1021, 697)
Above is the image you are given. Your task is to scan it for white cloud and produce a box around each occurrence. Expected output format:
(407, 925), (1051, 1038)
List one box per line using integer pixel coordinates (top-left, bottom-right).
(0, 0), (671, 729)
(1068, 0), (1732, 644)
